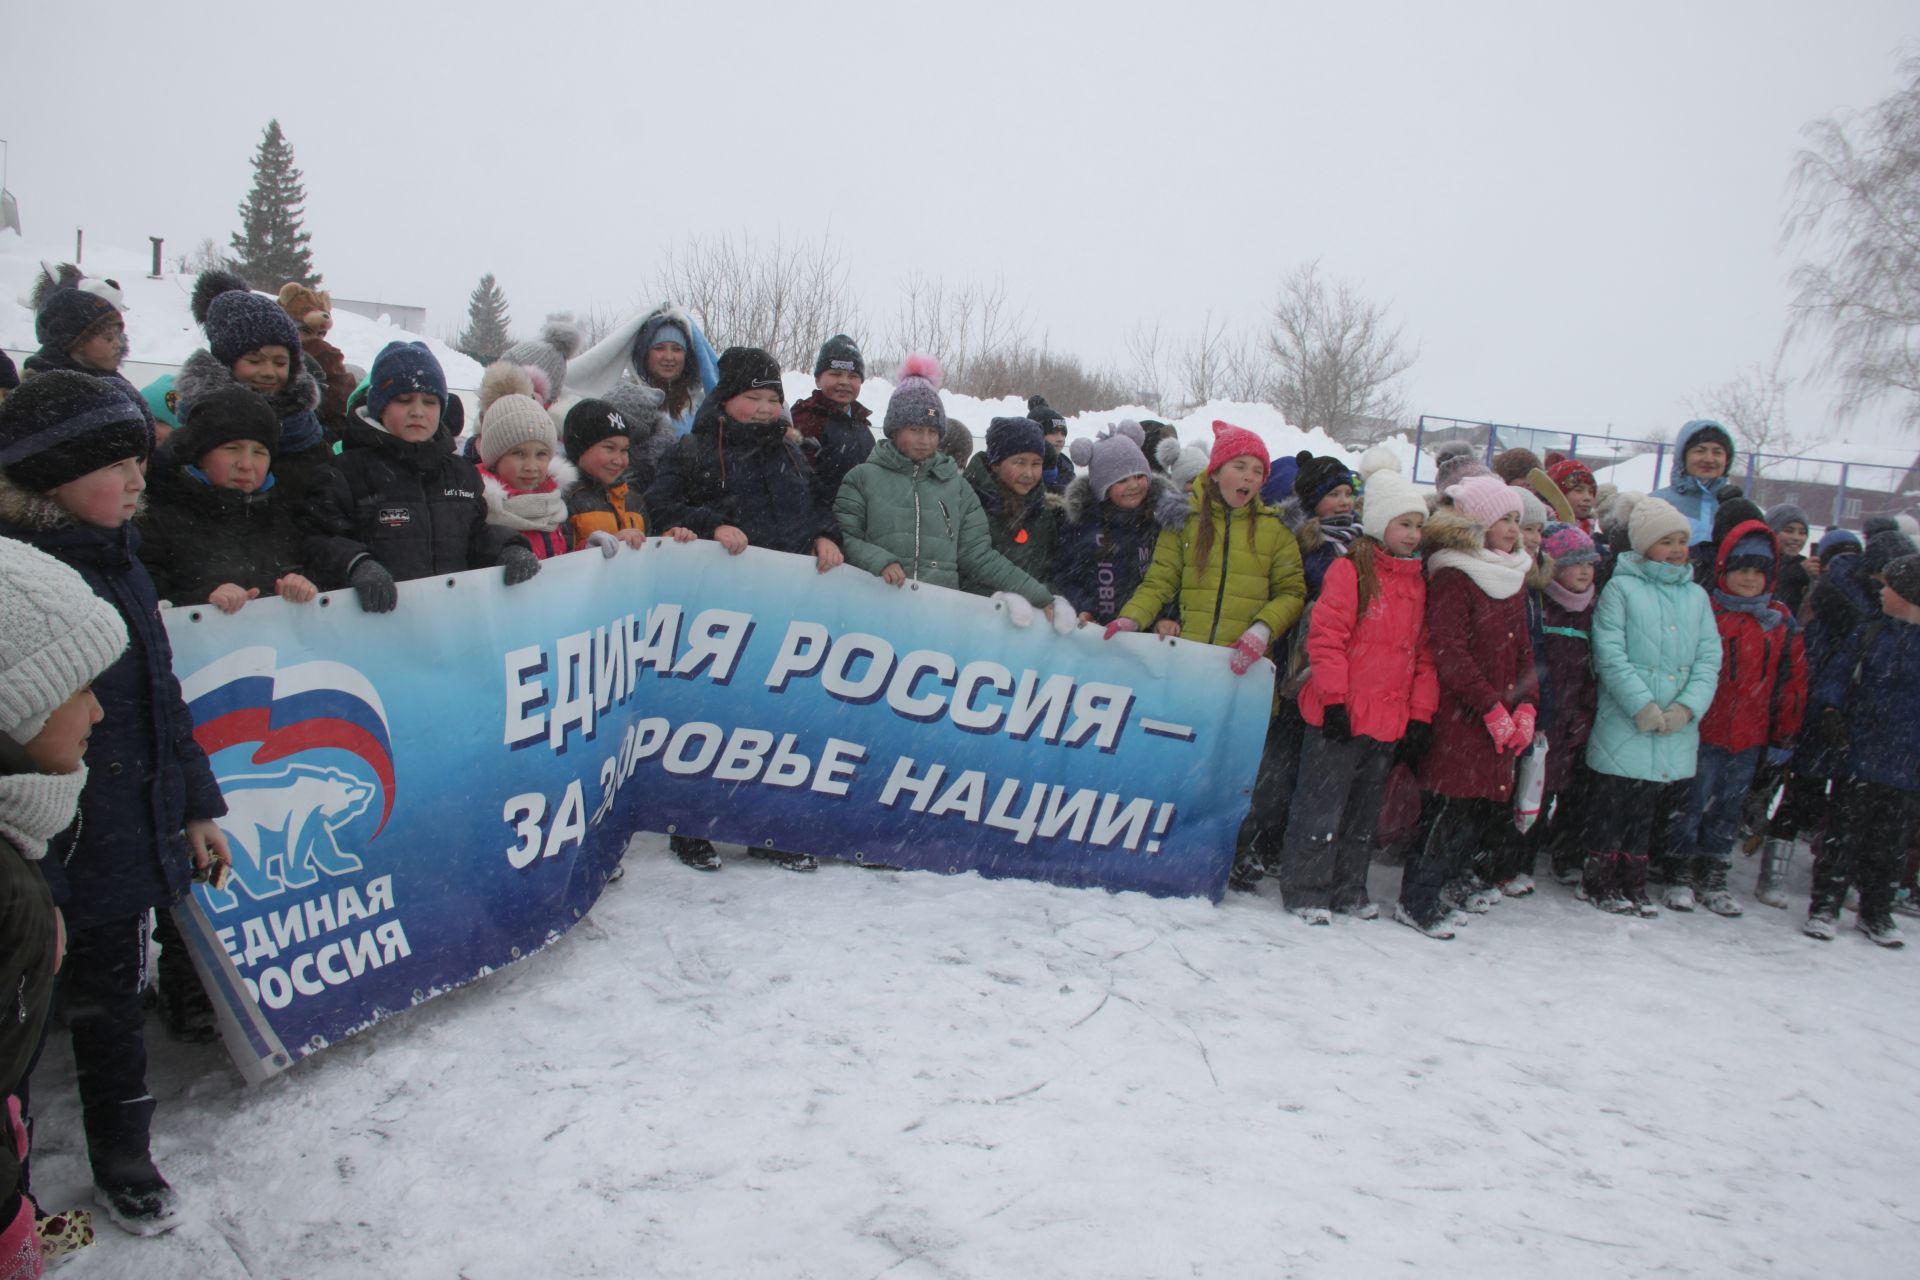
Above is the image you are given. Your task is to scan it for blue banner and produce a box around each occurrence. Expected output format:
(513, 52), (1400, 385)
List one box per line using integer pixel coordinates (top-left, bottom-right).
(164, 542), (1271, 1081)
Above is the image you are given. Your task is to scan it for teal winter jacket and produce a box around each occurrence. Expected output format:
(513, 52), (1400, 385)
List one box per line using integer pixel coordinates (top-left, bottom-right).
(1584, 551), (1723, 783)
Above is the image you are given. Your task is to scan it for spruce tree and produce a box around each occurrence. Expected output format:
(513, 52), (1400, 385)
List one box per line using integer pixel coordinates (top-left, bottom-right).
(228, 120), (321, 289)
(457, 274), (514, 363)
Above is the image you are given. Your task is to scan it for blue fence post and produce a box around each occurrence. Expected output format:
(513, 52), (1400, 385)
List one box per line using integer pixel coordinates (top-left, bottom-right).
(1835, 464), (1851, 529)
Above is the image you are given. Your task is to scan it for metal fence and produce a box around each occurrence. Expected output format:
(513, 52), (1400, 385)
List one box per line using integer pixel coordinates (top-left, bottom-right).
(1411, 414), (1918, 531)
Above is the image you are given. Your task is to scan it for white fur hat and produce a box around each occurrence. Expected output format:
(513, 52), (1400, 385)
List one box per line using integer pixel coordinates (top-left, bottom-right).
(1361, 462), (1429, 542)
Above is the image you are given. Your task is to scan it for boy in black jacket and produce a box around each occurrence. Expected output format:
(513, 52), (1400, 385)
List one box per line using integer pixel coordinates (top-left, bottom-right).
(303, 342), (539, 612)
(138, 389), (317, 611)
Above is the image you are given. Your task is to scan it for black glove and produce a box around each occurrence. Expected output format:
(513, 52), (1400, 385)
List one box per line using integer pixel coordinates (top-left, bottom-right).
(1395, 720), (1434, 767)
(348, 559), (397, 614)
(1321, 704), (1352, 742)
(1818, 706), (1848, 751)
(500, 544), (541, 586)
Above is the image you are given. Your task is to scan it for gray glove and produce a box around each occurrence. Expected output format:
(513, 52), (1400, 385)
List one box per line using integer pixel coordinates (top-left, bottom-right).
(348, 559), (398, 614)
(586, 531), (621, 559)
(1660, 704), (1693, 735)
(500, 544), (541, 586)
(1633, 702), (1665, 734)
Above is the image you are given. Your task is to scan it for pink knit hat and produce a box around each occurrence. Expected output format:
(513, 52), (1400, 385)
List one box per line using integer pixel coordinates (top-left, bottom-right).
(1207, 420), (1269, 476)
(1446, 474), (1524, 528)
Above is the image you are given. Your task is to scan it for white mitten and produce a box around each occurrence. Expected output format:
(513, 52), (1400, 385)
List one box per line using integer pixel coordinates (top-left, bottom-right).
(586, 531), (621, 559)
(991, 591), (1035, 627)
(1050, 596), (1078, 635)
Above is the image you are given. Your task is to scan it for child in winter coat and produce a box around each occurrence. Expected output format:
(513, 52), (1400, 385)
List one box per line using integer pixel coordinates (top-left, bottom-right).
(835, 357), (1062, 620)
(1279, 451), (1361, 599)
(304, 342), (541, 613)
(1053, 420), (1185, 628)
(962, 417), (1063, 592)
(1, 537), (130, 1270)
(1671, 519), (1808, 916)
(1767, 503), (1814, 618)
(176, 271), (334, 505)
(1275, 464), (1436, 923)
(790, 334), (876, 500)
(1532, 524), (1603, 885)
(137, 389), (318, 612)
(1579, 497), (1723, 915)
(1106, 421), (1308, 886)
(0, 371), (234, 1235)
(1395, 477), (1539, 938)
(646, 347), (845, 874)
(475, 381), (575, 562)
(1801, 553), (1920, 946)
(1546, 455), (1599, 533)
(1029, 397), (1075, 494)
(562, 398), (650, 551)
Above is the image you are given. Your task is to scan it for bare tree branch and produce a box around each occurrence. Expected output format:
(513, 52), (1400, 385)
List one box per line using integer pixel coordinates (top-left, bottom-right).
(1263, 261), (1416, 447)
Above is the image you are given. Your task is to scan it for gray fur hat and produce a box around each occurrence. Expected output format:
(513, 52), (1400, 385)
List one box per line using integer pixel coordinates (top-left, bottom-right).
(499, 316), (583, 407)
(1069, 420), (1150, 503)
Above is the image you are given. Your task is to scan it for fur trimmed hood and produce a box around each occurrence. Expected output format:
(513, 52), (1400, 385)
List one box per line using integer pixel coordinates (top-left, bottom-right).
(1421, 506), (1486, 556)
(1527, 551), (1558, 591)
(174, 348), (322, 422)
(1061, 471), (1183, 530)
(1276, 495), (1327, 555)
(479, 457), (580, 533)
(0, 469), (73, 531)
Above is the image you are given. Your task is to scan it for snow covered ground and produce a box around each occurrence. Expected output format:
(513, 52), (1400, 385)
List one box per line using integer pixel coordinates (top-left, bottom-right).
(27, 832), (1920, 1279)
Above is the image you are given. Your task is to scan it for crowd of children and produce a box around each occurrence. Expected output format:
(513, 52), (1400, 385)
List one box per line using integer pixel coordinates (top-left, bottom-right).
(2, 273), (1918, 1268)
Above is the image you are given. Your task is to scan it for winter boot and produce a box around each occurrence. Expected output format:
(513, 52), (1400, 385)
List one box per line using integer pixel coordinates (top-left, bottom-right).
(751, 848), (819, 872)
(1334, 900), (1381, 921)
(1581, 853), (1620, 909)
(1698, 861), (1744, 917)
(1500, 874), (1537, 898)
(1289, 906), (1333, 927)
(1893, 886), (1920, 918)
(1804, 903), (1840, 941)
(1857, 913), (1905, 949)
(93, 1168), (181, 1237)
(1393, 901), (1456, 940)
(673, 835), (722, 871)
(156, 972), (219, 1044)
(1755, 838), (1793, 909)
(1228, 853), (1265, 893)
(1663, 881), (1698, 912)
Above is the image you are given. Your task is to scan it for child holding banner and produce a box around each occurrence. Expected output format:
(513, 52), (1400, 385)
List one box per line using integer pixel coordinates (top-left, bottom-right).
(0, 371), (233, 1236)
(1103, 421), (1307, 888)
(303, 342), (542, 614)
(475, 386), (574, 561)
(646, 346), (845, 871)
(834, 356), (1060, 621)
(136, 389), (317, 613)
(961, 416), (1062, 593)
(1055, 420), (1185, 629)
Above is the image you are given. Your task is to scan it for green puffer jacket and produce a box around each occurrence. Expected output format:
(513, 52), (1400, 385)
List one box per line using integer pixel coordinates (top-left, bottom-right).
(961, 454), (1061, 592)
(835, 442), (1052, 606)
(1585, 550), (1723, 783)
(1118, 474), (1307, 649)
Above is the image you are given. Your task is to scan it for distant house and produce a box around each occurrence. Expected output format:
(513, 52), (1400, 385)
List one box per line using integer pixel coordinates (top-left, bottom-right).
(331, 297), (427, 333)
(1739, 441), (1920, 529)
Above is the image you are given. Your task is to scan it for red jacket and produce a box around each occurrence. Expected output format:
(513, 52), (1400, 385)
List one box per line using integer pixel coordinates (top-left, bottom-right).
(1416, 511), (1538, 801)
(1298, 550), (1439, 743)
(1698, 520), (1808, 753)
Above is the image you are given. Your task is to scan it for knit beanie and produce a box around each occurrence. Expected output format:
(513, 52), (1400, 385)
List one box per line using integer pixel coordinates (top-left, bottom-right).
(710, 346), (783, 407)
(192, 270), (302, 367)
(814, 333), (865, 380)
(1547, 456), (1596, 494)
(1431, 440), (1491, 492)
(1862, 529), (1917, 577)
(171, 388), (281, 468)
(883, 355), (945, 437)
(499, 317), (583, 407)
(1446, 474), (1524, 528)
(1882, 554), (1920, 607)
(1861, 515), (1901, 540)
(1541, 522), (1600, 567)
(1723, 530), (1776, 577)
(1514, 485), (1548, 528)
(1710, 497), (1766, 548)
(479, 394), (559, 467)
(367, 342), (448, 420)
(562, 398), (631, 464)
(33, 287), (120, 354)
(1765, 503), (1811, 534)
(986, 416), (1047, 466)
(276, 281), (332, 332)
(0, 370), (150, 492)
(1816, 528), (1862, 561)
(1207, 420), (1269, 477)
(1359, 467), (1428, 542)
(1292, 451), (1356, 510)
(1628, 496), (1691, 557)
(647, 323), (688, 352)
(1069, 420), (1151, 503)
(1492, 447), (1543, 486)
(0, 537), (129, 745)
(141, 374), (181, 430)
(1027, 396), (1067, 435)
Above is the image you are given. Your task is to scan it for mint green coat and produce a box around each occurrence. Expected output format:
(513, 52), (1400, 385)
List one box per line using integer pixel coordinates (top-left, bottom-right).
(1585, 551), (1723, 783)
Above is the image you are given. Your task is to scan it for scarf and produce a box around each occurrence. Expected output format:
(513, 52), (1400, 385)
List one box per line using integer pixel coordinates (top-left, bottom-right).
(1426, 546), (1531, 600)
(1670, 472), (1729, 546)
(1544, 579), (1595, 612)
(277, 407), (326, 455)
(1319, 513), (1361, 552)
(186, 465), (277, 494)
(480, 469), (569, 533)
(0, 768), (88, 861)
(1713, 588), (1784, 631)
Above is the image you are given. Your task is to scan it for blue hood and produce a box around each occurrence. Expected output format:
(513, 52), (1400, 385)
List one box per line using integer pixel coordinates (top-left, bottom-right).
(1669, 419), (1735, 491)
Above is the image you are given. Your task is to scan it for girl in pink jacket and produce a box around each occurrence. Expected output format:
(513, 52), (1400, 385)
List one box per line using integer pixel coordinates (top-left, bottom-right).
(1275, 460), (1439, 924)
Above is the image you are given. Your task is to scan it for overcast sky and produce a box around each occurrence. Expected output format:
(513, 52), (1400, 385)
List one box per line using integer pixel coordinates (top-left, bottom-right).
(5, 1), (1915, 441)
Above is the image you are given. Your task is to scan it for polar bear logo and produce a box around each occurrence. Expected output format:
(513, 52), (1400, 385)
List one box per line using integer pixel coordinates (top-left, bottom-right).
(203, 764), (377, 912)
